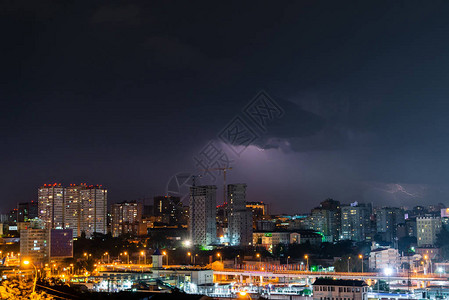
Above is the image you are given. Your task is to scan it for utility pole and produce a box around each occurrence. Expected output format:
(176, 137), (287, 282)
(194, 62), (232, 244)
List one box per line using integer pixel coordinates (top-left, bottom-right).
(407, 251), (411, 293)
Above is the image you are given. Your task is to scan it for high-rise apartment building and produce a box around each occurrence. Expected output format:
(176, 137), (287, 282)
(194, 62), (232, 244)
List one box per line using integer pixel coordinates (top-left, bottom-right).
(308, 208), (335, 242)
(38, 184), (65, 229)
(227, 184), (253, 246)
(417, 215), (442, 247)
(64, 184), (84, 237)
(189, 185), (217, 247)
(111, 201), (144, 237)
(340, 202), (372, 242)
(153, 196), (182, 225)
(305, 199), (341, 242)
(319, 199), (341, 240)
(80, 185), (107, 237)
(228, 210), (253, 246)
(376, 207), (404, 243)
(38, 183), (107, 238)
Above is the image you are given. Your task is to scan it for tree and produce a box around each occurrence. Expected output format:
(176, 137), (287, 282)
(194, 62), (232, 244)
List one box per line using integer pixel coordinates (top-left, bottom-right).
(437, 227), (449, 247)
(436, 227), (449, 260)
(333, 255), (362, 272)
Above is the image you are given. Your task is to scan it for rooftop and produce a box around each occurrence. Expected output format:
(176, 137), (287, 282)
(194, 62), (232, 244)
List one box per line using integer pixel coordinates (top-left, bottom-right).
(313, 278), (367, 287)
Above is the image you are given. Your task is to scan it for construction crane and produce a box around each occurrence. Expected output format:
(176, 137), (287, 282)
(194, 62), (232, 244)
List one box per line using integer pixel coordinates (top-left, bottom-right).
(202, 167), (233, 205)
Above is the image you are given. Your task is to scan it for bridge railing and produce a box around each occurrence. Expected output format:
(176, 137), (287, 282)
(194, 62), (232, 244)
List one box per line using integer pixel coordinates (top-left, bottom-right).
(218, 268), (443, 279)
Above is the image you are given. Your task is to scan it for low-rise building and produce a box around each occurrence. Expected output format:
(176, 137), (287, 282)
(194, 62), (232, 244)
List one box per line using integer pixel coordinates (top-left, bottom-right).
(369, 247), (400, 271)
(20, 228), (48, 266)
(416, 247), (440, 261)
(313, 278), (368, 300)
(253, 230), (321, 252)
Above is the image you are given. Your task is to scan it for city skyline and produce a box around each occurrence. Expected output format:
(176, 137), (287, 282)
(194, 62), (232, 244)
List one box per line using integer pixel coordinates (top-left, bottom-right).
(2, 180), (448, 215)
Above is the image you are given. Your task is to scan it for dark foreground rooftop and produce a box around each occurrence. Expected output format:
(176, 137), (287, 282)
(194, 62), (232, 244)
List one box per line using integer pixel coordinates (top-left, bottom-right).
(313, 278), (367, 287)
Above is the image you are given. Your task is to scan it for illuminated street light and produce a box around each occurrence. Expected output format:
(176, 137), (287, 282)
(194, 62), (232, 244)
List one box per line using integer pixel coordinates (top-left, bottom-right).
(234, 254), (240, 267)
(163, 251), (168, 266)
(217, 252), (222, 263)
(121, 252), (129, 264)
(238, 290), (252, 299)
(359, 254), (364, 273)
(423, 255), (431, 274)
(384, 265), (393, 288)
(304, 255), (309, 271)
(23, 260), (37, 293)
(140, 251), (146, 264)
(104, 252), (110, 264)
(183, 240), (192, 247)
(347, 256), (351, 273)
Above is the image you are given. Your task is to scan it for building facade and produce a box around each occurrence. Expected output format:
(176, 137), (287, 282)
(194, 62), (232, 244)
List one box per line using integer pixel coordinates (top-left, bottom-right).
(312, 278), (368, 300)
(340, 202), (372, 242)
(38, 184), (65, 229)
(20, 228), (48, 266)
(369, 247), (400, 271)
(189, 185), (217, 247)
(64, 184), (84, 237)
(111, 201), (144, 237)
(253, 230), (321, 251)
(417, 215), (442, 247)
(246, 202), (268, 220)
(80, 185), (107, 237)
(17, 201), (38, 222)
(153, 196), (182, 225)
(227, 184), (253, 246)
(376, 207), (404, 243)
(228, 210), (253, 246)
(38, 183), (107, 238)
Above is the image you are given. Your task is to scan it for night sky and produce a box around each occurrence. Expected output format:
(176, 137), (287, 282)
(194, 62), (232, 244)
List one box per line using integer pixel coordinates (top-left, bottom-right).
(2, 1), (449, 213)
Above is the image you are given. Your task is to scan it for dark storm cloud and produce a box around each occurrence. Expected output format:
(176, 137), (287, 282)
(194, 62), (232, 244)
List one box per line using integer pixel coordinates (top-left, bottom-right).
(2, 1), (449, 212)
(144, 36), (214, 72)
(249, 98), (325, 151)
(91, 4), (141, 24)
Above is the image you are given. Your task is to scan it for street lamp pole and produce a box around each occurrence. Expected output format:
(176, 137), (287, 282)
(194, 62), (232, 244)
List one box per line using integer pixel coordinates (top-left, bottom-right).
(163, 251), (168, 266)
(121, 252), (129, 264)
(23, 260), (37, 293)
(348, 257), (351, 273)
(304, 255), (309, 271)
(359, 254), (363, 273)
